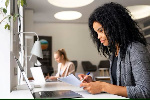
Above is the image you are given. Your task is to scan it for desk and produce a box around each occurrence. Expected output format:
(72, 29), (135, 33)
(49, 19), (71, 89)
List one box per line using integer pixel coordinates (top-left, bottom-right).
(9, 82), (127, 99)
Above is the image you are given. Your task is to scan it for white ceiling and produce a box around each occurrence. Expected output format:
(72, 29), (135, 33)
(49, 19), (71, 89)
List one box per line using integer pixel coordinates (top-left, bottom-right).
(25, 0), (150, 23)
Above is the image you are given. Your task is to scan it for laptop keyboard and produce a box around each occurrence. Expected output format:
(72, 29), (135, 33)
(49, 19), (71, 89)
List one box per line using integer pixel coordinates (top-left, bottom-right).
(40, 91), (56, 98)
(35, 90), (82, 99)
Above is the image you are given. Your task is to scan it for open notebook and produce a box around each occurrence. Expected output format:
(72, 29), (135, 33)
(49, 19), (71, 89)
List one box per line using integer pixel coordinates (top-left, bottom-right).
(14, 56), (82, 99)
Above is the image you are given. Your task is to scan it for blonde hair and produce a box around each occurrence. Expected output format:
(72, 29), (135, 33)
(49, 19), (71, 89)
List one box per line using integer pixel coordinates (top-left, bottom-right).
(55, 49), (69, 61)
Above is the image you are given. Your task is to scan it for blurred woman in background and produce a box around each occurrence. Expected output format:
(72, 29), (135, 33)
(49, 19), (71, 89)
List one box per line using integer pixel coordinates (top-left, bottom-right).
(46, 49), (75, 80)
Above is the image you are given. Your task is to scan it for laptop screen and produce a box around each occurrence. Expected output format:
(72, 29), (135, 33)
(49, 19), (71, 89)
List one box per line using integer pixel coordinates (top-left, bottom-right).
(30, 67), (46, 84)
(14, 56), (83, 99)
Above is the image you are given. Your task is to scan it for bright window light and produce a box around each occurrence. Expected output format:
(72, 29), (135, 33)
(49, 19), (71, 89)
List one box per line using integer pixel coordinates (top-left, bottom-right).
(127, 5), (150, 20)
(54, 11), (82, 20)
(47, 0), (94, 8)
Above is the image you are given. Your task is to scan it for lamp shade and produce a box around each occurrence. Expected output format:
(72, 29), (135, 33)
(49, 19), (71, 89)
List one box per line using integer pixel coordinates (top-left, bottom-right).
(31, 41), (43, 58)
(35, 60), (42, 66)
(29, 54), (37, 64)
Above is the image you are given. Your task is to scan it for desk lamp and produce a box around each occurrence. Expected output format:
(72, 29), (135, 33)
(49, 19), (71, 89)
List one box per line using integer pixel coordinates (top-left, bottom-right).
(17, 32), (43, 65)
(16, 32), (43, 86)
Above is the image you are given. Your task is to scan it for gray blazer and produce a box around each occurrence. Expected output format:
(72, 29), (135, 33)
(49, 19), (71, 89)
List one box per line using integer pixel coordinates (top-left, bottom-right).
(109, 42), (150, 98)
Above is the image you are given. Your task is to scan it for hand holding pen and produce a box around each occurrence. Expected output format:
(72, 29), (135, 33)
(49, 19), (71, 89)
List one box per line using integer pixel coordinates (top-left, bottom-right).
(78, 72), (93, 83)
(81, 72), (90, 82)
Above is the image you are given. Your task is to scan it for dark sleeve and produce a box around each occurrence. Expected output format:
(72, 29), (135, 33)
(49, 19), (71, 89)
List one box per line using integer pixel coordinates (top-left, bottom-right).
(126, 43), (150, 98)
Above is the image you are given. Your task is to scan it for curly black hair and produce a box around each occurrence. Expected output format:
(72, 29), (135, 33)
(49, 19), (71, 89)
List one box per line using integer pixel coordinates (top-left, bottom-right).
(88, 2), (147, 59)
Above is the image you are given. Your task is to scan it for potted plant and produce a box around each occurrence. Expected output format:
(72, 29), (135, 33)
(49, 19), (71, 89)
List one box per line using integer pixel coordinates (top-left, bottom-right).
(0, 0), (26, 30)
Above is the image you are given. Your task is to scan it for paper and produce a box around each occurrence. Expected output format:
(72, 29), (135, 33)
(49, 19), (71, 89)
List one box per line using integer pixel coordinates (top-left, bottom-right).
(58, 74), (81, 87)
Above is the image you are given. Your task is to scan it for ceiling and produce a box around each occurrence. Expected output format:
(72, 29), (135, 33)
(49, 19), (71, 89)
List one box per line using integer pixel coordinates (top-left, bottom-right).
(25, 0), (150, 23)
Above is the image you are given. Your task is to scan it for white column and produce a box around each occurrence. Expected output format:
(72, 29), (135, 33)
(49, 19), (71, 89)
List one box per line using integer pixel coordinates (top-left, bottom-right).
(0, 0), (11, 97)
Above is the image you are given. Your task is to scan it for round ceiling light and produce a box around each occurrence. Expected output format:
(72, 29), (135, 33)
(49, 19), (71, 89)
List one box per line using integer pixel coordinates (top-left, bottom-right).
(54, 11), (82, 20)
(127, 5), (150, 20)
(47, 0), (94, 8)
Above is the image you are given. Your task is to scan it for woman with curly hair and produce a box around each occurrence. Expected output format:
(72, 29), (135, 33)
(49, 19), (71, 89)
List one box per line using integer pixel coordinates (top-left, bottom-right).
(78, 2), (150, 98)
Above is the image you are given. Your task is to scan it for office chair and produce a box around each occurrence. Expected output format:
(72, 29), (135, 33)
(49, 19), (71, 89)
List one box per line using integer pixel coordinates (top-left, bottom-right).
(81, 61), (97, 74)
(71, 60), (78, 72)
(98, 60), (110, 76)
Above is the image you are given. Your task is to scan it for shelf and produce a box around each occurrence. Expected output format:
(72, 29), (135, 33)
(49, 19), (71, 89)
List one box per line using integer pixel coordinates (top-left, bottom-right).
(95, 76), (110, 79)
(95, 76), (110, 83)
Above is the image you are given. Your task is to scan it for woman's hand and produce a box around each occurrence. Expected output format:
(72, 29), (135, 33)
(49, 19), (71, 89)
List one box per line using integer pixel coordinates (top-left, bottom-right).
(45, 76), (57, 80)
(80, 81), (105, 94)
(45, 75), (50, 80)
(49, 76), (57, 80)
(78, 74), (93, 83)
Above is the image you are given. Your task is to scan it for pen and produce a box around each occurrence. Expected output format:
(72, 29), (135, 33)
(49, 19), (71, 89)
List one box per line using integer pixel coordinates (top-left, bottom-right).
(81, 72), (90, 82)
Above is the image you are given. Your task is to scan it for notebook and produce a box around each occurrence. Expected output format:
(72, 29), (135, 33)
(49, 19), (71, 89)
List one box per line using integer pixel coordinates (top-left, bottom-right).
(14, 56), (83, 99)
(30, 67), (56, 83)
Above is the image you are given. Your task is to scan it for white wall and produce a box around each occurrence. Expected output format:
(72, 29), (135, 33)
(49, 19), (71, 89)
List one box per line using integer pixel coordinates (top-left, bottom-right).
(34, 23), (107, 73)
(0, 0), (18, 98)
(0, 17), (11, 97)
(24, 9), (108, 77)
(24, 10), (33, 32)
(24, 10), (34, 77)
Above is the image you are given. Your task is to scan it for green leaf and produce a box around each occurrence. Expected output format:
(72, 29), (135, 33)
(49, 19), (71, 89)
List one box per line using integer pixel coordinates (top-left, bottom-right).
(5, 0), (9, 8)
(17, 0), (21, 7)
(23, 0), (27, 5)
(3, 8), (7, 14)
(13, 14), (20, 22)
(8, 15), (11, 22)
(13, 15), (17, 22)
(7, 25), (10, 30)
(17, 0), (27, 7)
(21, 0), (27, 6)
(21, 0), (24, 6)
(4, 23), (10, 30)
(4, 23), (8, 29)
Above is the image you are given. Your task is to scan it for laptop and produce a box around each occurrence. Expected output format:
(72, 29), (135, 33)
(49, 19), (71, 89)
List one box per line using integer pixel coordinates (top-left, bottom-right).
(14, 56), (83, 99)
(30, 67), (56, 83)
